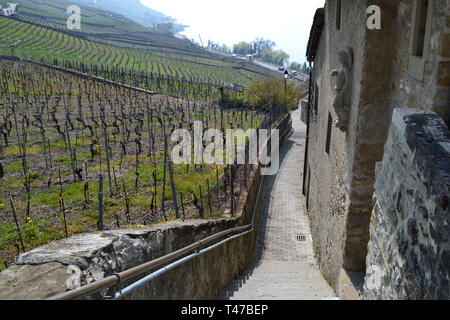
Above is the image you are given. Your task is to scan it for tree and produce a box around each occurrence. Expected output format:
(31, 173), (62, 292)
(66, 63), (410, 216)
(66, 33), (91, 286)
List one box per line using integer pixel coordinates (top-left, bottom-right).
(291, 61), (309, 73)
(207, 40), (217, 50)
(302, 62), (309, 73)
(252, 37), (276, 57)
(290, 61), (302, 71)
(233, 42), (253, 55)
(219, 44), (230, 53)
(261, 48), (290, 66)
(208, 41), (231, 53)
(300, 62), (312, 74)
(156, 22), (175, 35)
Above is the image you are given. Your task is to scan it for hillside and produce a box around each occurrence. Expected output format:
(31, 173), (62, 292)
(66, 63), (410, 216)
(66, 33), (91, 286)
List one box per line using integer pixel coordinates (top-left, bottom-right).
(0, 0), (282, 96)
(1, 18), (270, 83)
(0, 0), (193, 49)
(72, 0), (186, 32)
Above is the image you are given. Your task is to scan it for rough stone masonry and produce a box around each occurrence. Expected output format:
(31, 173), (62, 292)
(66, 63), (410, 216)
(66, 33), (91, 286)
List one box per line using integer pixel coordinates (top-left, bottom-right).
(364, 108), (450, 300)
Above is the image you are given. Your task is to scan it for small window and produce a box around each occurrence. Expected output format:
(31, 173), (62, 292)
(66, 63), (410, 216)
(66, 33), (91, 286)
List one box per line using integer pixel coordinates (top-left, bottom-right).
(412, 0), (429, 57)
(409, 0), (432, 80)
(314, 83), (319, 116)
(308, 80), (319, 119)
(326, 112), (333, 154)
(308, 81), (314, 116)
(306, 165), (311, 211)
(336, 0), (342, 30)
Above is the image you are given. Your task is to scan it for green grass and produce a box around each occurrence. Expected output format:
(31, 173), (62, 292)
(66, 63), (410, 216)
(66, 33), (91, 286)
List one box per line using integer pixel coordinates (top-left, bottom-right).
(0, 155), (227, 265)
(5, 160), (22, 172)
(3, 144), (41, 156)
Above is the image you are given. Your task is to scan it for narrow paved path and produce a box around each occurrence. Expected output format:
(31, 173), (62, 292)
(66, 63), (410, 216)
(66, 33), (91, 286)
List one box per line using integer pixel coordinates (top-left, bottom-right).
(218, 109), (336, 300)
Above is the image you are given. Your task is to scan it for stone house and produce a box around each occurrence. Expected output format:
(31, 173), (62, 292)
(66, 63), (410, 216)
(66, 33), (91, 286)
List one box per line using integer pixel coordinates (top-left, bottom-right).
(303, 0), (449, 299)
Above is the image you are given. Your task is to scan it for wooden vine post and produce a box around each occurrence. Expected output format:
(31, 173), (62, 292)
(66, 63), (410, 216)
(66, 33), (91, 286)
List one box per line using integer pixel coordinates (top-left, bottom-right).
(97, 174), (105, 231)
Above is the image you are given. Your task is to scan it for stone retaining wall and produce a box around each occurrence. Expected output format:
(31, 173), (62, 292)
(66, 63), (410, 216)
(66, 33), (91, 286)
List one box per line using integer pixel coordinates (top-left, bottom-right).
(363, 108), (450, 300)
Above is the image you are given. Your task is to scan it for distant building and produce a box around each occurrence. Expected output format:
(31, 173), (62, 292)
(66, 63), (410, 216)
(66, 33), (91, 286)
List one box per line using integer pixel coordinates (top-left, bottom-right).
(174, 34), (187, 40)
(245, 54), (254, 62)
(1, 3), (19, 16)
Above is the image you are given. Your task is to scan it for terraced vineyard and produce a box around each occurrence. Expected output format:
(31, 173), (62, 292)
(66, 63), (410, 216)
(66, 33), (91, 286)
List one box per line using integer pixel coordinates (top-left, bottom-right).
(0, 0), (287, 272)
(1, 0), (183, 43)
(1, 17), (279, 89)
(0, 0), (281, 93)
(0, 59), (272, 270)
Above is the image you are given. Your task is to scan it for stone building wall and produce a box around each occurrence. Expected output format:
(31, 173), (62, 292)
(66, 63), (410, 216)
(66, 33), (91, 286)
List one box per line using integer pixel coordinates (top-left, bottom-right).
(305, 0), (366, 291)
(305, 0), (398, 290)
(389, 0), (450, 121)
(363, 108), (450, 300)
(305, 0), (450, 294)
(342, 0), (401, 273)
(305, 6), (347, 289)
(300, 100), (308, 123)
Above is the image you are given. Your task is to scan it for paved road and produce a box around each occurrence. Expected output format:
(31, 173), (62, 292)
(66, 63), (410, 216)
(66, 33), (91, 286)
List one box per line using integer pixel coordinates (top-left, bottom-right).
(252, 60), (309, 82)
(206, 49), (308, 82)
(217, 109), (336, 300)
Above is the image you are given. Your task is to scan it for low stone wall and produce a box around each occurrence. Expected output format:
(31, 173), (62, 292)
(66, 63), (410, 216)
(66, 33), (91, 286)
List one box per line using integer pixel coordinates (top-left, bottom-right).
(363, 108), (450, 300)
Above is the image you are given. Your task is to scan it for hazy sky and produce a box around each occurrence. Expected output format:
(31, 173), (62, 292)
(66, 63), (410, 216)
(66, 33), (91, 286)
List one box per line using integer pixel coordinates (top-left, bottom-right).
(141, 0), (325, 63)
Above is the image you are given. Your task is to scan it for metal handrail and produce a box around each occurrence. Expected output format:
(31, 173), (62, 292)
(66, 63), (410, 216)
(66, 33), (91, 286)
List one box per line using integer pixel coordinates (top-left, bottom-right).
(48, 113), (291, 300)
(112, 195), (260, 300)
(47, 224), (253, 300)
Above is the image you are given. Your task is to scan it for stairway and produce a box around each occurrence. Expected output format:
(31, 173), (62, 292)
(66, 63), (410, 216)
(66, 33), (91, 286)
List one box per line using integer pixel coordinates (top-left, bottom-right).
(217, 109), (337, 300)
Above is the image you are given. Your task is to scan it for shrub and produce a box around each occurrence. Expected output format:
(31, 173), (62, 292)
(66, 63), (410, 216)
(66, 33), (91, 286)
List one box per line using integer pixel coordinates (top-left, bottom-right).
(247, 78), (306, 110)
